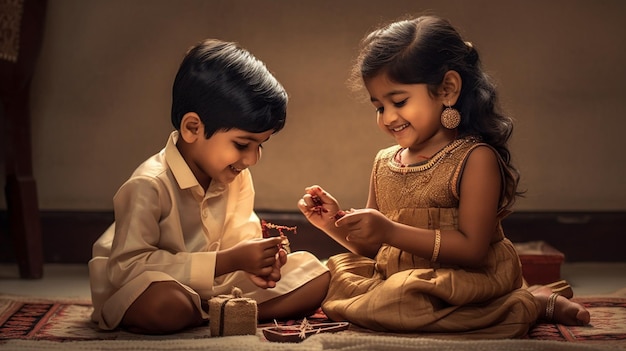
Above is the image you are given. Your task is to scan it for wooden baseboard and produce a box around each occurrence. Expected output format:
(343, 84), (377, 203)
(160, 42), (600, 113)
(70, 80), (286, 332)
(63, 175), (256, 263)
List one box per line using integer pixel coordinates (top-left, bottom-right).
(0, 210), (624, 263)
(0, 211), (114, 264)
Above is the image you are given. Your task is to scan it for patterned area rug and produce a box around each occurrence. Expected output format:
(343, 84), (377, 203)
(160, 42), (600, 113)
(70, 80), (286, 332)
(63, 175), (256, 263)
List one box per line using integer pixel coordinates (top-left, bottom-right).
(527, 297), (626, 343)
(0, 294), (625, 350)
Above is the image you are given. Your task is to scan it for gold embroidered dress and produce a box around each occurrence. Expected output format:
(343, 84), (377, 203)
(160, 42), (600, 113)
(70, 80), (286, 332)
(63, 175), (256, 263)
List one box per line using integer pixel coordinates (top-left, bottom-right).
(322, 137), (539, 338)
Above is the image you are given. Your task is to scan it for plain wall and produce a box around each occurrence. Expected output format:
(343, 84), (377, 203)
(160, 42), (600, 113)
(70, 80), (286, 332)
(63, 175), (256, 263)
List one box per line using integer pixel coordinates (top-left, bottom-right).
(2, 0), (625, 211)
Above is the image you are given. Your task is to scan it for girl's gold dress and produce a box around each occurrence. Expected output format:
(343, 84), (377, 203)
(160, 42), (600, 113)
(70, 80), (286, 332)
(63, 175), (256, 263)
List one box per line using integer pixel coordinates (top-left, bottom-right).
(322, 137), (539, 338)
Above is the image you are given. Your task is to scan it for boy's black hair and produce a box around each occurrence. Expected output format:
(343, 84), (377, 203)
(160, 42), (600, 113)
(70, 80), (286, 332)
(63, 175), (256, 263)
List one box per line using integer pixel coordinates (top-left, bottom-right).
(171, 39), (287, 138)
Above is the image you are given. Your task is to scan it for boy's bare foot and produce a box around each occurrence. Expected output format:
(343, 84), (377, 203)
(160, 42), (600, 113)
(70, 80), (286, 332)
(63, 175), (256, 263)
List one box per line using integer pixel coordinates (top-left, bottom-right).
(530, 285), (590, 326)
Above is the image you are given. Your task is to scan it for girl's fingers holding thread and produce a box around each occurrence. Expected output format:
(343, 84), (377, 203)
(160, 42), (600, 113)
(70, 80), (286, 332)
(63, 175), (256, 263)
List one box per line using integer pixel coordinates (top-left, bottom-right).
(304, 185), (324, 195)
(334, 209), (361, 227)
(299, 194), (316, 208)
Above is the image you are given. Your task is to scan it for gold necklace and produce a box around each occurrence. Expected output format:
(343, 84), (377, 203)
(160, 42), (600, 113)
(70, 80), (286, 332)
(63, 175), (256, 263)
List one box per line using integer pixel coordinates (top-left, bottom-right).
(389, 137), (472, 173)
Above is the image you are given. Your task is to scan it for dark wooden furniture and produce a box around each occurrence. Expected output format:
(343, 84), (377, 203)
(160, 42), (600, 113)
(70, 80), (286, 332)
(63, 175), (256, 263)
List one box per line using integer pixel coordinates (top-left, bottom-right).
(0, 0), (47, 278)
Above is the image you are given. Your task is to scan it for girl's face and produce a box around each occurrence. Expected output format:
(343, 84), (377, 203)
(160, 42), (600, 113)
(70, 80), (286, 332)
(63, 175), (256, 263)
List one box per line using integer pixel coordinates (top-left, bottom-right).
(186, 127), (273, 188)
(365, 74), (447, 152)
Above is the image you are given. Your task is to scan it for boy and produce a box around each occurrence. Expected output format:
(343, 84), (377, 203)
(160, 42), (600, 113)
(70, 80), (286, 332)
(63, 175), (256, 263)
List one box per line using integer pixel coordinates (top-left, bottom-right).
(89, 39), (329, 334)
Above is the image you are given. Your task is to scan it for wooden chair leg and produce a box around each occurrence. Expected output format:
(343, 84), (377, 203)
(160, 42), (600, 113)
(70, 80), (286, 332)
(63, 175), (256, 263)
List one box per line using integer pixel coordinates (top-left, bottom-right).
(2, 86), (44, 279)
(2, 78), (44, 280)
(5, 175), (43, 279)
(0, 0), (48, 279)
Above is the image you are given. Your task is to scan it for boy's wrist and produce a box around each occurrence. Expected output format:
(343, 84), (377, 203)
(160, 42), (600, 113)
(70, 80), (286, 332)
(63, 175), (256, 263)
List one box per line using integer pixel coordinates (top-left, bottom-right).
(215, 248), (238, 277)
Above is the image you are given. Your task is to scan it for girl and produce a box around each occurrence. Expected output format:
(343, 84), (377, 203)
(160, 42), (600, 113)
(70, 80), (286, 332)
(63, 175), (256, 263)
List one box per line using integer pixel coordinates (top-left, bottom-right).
(298, 15), (589, 338)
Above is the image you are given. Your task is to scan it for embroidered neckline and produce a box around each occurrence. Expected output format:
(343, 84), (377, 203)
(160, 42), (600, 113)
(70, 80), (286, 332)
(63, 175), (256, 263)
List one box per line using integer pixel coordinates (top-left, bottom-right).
(388, 137), (477, 173)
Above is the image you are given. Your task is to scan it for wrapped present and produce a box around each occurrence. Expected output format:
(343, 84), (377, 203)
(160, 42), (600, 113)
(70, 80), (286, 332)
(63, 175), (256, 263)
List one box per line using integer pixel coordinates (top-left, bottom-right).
(209, 287), (257, 337)
(514, 241), (565, 285)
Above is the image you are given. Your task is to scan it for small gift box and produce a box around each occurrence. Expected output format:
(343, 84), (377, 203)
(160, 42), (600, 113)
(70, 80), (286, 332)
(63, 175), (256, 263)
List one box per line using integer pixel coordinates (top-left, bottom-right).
(514, 241), (565, 285)
(209, 287), (257, 337)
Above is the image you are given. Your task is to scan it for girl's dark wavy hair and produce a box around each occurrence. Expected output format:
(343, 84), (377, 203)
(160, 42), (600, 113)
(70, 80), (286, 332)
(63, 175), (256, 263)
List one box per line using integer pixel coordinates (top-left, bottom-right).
(351, 15), (523, 207)
(171, 39), (287, 137)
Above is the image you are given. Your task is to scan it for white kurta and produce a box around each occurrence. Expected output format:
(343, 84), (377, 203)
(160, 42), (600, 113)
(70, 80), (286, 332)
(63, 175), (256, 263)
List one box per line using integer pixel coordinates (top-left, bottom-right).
(89, 131), (328, 330)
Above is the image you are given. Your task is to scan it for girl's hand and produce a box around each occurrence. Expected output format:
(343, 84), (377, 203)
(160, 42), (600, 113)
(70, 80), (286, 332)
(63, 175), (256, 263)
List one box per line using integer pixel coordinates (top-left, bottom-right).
(297, 185), (342, 230)
(335, 208), (393, 246)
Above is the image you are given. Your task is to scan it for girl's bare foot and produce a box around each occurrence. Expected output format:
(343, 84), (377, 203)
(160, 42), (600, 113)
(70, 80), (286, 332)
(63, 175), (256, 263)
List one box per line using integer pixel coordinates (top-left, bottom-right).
(531, 286), (590, 326)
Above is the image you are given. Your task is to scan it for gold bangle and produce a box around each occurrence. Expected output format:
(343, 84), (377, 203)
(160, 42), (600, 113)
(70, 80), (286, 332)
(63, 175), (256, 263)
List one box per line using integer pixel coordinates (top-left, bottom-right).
(431, 229), (441, 262)
(545, 292), (559, 320)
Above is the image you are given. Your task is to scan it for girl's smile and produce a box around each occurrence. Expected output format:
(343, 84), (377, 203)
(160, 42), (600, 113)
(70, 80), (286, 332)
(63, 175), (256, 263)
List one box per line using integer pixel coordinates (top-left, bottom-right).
(389, 122), (410, 133)
(367, 74), (447, 153)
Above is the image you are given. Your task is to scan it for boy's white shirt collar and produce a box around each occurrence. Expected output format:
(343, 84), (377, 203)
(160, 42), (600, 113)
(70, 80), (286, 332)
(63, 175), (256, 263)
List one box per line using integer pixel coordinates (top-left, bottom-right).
(164, 130), (227, 196)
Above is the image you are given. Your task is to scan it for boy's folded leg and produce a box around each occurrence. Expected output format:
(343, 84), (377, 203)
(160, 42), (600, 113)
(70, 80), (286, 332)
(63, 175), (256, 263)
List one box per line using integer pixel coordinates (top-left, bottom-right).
(214, 251), (328, 304)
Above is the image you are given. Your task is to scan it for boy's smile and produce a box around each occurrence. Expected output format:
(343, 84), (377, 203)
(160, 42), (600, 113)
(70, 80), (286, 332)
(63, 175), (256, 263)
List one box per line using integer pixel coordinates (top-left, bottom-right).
(229, 165), (244, 173)
(177, 116), (273, 190)
(197, 128), (273, 188)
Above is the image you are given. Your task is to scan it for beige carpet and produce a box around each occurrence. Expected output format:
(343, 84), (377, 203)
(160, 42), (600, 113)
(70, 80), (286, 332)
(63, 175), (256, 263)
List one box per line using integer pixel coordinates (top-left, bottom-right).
(1, 333), (621, 351)
(1, 293), (625, 351)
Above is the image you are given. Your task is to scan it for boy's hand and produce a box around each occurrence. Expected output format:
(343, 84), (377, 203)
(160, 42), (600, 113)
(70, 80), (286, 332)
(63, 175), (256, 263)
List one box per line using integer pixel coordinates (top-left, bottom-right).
(231, 237), (283, 277)
(248, 248), (287, 288)
(298, 185), (342, 230)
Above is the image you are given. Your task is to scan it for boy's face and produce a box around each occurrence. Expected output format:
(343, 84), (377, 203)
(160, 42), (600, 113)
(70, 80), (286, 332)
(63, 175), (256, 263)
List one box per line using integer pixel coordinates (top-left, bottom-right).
(185, 126), (274, 188)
